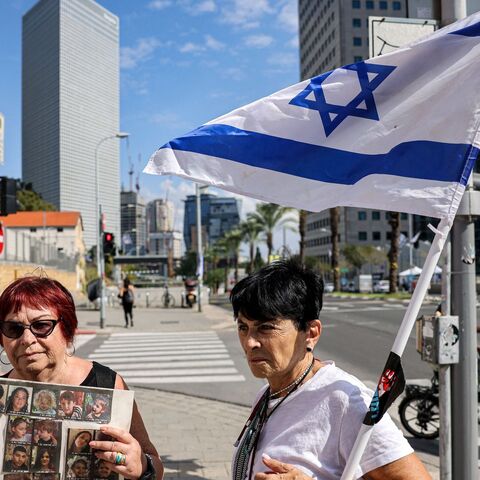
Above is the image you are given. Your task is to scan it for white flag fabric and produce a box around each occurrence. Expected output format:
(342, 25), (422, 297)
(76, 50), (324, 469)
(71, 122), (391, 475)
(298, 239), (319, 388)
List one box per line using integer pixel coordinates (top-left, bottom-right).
(146, 13), (480, 219)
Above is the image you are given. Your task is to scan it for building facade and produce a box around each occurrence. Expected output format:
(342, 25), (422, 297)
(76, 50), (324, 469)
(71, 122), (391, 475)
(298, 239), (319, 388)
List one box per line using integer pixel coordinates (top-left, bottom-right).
(183, 193), (240, 251)
(22, 0), (120, 247)
(146, 199), (174, 233)
(120, 191), (146, 255)
(299, 0), (440, 272)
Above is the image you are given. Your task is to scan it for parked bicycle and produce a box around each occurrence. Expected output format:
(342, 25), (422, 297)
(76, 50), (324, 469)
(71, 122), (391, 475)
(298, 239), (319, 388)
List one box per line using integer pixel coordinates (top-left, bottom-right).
(161, 283), (175, 308)
(398, 373), (439, 439)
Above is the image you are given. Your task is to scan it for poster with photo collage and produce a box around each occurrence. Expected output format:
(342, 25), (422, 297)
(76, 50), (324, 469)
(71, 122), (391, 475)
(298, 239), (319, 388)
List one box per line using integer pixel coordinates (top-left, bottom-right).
(0, 378), (134, 480)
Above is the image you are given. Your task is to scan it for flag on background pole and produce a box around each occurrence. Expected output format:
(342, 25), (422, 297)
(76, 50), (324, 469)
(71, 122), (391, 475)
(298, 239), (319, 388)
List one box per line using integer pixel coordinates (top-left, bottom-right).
(146, 12), (480, 220)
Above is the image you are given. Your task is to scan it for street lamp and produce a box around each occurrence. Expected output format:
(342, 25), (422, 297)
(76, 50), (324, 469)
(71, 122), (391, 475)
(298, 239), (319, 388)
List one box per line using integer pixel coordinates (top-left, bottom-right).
(95, 132), (129, 328)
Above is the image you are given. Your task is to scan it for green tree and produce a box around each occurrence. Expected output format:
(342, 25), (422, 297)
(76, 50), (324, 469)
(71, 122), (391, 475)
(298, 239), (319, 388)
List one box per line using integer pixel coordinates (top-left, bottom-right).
(342, 245), (386, 274)
(330, 207), (340, 291)
(240, 218), (262, 274)
(388, 211), (400, 293)
(175, 251), (197, 277)
(17, 184), (56, 211)
(298, 210), (308, 263)
(253, 247), (265, 271)
(220, 229), (243, 283)
(247, 203), (294, 262)
(205, 268), (224, 295)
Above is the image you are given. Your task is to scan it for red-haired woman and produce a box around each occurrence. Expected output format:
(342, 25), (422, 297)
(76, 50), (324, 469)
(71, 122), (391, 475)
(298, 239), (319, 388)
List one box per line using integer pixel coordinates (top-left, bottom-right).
(0, 277), (163, 480)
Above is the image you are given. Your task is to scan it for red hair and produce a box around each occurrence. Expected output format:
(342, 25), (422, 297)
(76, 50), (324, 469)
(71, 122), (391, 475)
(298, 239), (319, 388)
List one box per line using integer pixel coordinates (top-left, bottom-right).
(0, 276), (77, 345)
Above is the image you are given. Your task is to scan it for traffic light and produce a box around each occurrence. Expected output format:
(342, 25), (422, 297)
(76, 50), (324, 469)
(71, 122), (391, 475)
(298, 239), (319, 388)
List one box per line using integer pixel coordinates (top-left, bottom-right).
(103, 232), (116, 256)
(0, 177), (17, 216)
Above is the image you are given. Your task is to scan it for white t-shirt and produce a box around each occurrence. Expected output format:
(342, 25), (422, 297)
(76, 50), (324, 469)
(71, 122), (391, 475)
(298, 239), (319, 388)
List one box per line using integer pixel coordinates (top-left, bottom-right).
(234, 361), (413, 480)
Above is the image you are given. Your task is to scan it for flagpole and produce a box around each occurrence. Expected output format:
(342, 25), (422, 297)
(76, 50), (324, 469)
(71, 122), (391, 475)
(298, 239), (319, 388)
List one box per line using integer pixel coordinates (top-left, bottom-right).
(340, 215), (453, 480)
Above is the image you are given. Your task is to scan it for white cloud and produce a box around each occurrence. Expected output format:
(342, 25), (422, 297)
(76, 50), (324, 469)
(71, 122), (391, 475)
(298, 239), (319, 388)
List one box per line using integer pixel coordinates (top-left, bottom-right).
(205, 34), (225, 50)
(150, 112), (191, 131)
(267, 51), (298, 67)
(287, 35), (299, 49)
(278, 0), (298, 33)
(179, 0), (217, 15)
(220, 0), (273, 28)
(179, 42), (205, 53)
(195, 0), (217, 13)
(147, 0), (172, 10)
(120, 37), (161, 69)
(222, 67), (246, 81)
(244, 34), (273, 48)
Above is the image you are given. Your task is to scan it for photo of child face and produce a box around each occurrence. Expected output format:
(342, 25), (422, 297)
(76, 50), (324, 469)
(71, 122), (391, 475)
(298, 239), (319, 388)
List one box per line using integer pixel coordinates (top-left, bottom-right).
(32, 446), (57, 473)
(94, 459), (118, 480)
(67, 430), (93, 455)
(84, 392), (111, 423)
(6, 386), (31, 414)
(66, 456), (90, 479)
(58, 391), (83, 419)
(32, 390), (57, 417)
(8, 417), (33, 443)
(33, 420), (60, 446)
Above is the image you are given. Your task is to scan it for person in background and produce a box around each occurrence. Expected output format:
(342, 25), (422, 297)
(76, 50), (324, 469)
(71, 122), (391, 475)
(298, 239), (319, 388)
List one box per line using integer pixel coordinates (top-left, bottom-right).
(118, 278), (135, 328)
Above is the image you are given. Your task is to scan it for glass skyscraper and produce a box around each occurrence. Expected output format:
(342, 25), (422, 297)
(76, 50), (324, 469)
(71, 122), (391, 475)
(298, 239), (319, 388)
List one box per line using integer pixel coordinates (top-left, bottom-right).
(22, 0), (120, 247)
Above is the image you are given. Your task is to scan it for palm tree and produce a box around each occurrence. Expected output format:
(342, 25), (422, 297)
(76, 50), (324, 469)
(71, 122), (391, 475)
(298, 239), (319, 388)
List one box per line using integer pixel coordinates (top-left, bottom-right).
(388, 211), (400, 293)
(299, 210), (308, 263)
(330, 207), (340, 291)
(247, 203), (294, 262)
(240, 218), (262, 273)
(221, 229), (243, 284)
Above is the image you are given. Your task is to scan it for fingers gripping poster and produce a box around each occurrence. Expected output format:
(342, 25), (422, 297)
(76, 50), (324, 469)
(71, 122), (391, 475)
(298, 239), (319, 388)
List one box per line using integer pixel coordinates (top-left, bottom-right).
(0, 378), (134, 480)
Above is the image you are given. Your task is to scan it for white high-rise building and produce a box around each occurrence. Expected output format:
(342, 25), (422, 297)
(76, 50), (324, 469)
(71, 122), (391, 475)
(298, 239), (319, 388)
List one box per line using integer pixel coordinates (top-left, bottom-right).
(146, 199), (174, 233)
(22, 0), (120, 247)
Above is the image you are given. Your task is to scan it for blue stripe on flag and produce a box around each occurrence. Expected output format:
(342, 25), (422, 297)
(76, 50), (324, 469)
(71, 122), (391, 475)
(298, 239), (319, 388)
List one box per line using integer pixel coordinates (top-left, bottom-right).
(163, 124), (473, 186)
(450, 21), (480, 37)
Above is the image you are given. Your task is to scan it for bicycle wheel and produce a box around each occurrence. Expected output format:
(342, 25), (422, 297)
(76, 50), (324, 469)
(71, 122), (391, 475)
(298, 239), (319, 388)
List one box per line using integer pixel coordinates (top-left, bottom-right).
(399, 393), (439, 439)
(166, 294), (175, 308)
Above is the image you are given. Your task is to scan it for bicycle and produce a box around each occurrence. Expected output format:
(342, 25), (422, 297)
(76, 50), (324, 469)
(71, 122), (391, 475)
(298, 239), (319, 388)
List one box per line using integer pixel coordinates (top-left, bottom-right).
(161, 283), (175, 308)
(398, 374), (439, 439)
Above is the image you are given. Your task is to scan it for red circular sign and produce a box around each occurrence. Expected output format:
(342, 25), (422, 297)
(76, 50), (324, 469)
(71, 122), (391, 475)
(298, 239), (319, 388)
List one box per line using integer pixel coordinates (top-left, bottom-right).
(0, 223), (4, 255)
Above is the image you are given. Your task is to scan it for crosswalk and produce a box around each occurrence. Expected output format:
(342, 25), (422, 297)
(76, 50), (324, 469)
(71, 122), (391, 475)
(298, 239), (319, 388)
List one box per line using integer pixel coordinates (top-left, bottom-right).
(322, 301), (407, 313)
(87, 331), (246, 384)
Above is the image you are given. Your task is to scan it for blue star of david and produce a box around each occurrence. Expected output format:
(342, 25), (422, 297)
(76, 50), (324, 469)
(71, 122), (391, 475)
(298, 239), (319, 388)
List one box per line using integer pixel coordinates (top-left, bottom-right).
(289, 62), (396, 137)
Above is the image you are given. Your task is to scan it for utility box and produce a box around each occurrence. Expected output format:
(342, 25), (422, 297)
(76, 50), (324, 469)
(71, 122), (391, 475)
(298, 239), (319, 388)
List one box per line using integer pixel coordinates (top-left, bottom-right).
(357, 274), (373, 293)
(416, 315), (460, 365)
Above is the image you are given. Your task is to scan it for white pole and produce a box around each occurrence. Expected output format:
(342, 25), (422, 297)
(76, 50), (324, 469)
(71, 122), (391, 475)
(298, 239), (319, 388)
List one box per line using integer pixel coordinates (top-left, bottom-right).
(341, 216), (453, 480)
(408, 214), (413, 267)
(196, 183), (203, 312)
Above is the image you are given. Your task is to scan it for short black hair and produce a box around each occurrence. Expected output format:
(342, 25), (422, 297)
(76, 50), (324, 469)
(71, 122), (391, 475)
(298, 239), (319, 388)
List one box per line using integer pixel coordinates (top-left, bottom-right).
(13, 445), (27, 454)
(230, 260), (323, 331)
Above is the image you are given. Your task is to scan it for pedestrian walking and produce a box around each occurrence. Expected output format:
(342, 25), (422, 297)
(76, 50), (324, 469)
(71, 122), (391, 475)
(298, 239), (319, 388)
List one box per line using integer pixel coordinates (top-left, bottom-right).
(118, 278), (135, 328)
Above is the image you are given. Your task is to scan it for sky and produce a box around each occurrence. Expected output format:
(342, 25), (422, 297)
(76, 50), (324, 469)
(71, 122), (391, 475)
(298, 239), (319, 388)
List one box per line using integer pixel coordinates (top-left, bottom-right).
(0, 0), (301, 255)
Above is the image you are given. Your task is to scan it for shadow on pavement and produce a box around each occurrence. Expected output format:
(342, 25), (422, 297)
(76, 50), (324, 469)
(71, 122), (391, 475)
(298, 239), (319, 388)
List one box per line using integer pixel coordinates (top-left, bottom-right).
(161, 455), (205, 479)
(406, 435), (439, 456)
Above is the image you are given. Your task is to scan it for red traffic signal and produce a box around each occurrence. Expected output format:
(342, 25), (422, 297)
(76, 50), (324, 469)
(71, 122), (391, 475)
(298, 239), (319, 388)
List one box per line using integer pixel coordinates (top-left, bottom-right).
(103, 232), (116, 256)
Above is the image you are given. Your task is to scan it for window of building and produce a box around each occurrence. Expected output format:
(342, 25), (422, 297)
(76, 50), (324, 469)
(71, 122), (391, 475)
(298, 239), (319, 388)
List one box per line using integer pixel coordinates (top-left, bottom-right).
(358, 231), (368, 241)
(372, 231), (381, 241)
(401, 212), (408, 220)
(358, 211), (367, 220)
(393, 1), (401, 10)
(372, 211), (381, 220)
(366, 0), (374, 9)
(30, 228), (37, 232)
(352, 0), (361, 8)
(353, 37), (362, 46)
(354, 56), (363, 62)
(57, 227), (64, 232)
(379, 1), (388, 9)
(353, 18), (361, 27)
(386, 231), (392, 240)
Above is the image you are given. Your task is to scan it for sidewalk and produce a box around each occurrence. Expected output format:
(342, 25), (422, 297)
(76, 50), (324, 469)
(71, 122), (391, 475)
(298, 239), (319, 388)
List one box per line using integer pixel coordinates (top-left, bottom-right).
(76, 303), (440, 479)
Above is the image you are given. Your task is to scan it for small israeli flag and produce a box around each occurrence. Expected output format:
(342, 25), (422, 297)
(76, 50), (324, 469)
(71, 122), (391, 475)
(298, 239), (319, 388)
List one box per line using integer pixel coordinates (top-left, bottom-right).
(146, 13), (480, 219)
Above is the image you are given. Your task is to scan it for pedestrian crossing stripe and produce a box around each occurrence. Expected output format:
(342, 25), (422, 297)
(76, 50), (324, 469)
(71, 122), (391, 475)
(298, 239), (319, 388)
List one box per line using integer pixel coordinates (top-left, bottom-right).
(87, 331), (245, 384)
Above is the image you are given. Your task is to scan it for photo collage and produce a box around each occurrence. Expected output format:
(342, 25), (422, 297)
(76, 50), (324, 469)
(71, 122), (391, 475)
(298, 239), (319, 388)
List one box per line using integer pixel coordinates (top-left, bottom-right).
(0, 381), (118, 480)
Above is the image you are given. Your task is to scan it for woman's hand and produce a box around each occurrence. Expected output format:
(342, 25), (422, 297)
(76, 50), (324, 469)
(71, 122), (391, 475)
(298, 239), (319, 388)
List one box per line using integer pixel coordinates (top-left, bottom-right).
(90, 425), (147, 480)
(254, 454), (313, 480)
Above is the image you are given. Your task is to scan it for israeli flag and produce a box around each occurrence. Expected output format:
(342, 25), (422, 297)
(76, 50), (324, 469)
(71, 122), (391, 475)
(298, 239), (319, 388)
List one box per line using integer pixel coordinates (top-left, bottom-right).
(146, 13), (480, 219)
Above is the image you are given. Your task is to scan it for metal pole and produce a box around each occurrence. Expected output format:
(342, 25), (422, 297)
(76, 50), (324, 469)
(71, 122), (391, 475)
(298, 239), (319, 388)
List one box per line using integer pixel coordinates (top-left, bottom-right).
(450, 216), (478, 480)
(439, 239), (451, 480)
(408, 214), (413, 267)
(195, 183), (203, 312)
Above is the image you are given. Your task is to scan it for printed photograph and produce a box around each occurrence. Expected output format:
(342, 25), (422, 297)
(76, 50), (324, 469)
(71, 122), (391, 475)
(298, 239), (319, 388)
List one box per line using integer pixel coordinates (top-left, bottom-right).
(32, 389), (58, 417)
(3, 443), (31, 472)
(57, 390), (84, 420)
(33, 420), (61, 446)
(7, 416), (33, 443)
(6, 385), (33, 414)
(83, 392), (111, 423)
(92, 458), (119, 480)
(3, 473), (33, 480)
(0, 381), (7, 413)
(65, 455), (90, 479)
(67, 429), (94, 456)
(33, 475), (60, 480)
(31, 446), (58, 474)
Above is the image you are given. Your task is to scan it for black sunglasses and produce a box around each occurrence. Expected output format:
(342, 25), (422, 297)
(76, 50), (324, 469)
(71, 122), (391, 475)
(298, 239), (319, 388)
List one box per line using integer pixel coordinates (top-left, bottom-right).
(0, 319), (59, 339)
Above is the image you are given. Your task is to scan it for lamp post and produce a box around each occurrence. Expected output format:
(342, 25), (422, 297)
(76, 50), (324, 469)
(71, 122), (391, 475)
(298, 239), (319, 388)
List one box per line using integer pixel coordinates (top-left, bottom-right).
(95, 132), (129, 328)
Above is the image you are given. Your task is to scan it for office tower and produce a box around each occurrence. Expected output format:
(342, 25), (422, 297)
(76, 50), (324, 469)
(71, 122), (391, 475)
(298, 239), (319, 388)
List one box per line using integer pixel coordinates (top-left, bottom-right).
(183, 193), (240, 251)
(146, 199), (174, 233)
(120, 191), (146, 255)
(298, 0), (440, 272)
(22, 0), (120, 247)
